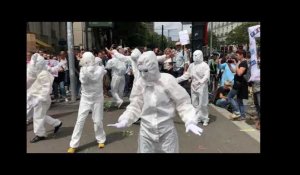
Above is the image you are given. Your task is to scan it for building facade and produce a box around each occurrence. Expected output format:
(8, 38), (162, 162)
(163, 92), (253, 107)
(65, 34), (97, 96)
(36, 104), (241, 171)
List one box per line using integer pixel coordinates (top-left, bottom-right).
(72, 22), (87, 50)
(208, 22), (244, 41)
(144, 22), (154, 32)
(27, 22), (67, 52)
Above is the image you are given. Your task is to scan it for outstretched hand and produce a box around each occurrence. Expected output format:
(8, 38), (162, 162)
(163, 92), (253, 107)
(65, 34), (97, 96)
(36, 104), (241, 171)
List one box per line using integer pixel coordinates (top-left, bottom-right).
(186, 123), (203, 136)
(107, 120), (128, 129)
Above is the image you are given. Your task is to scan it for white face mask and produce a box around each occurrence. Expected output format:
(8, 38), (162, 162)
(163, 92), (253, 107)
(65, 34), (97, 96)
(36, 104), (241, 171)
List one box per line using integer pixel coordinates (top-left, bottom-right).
(31, 54), (47, 74)
(81, 52), (95, 67)
(193, 50), (203, 63)
(131, 48), (141, 61)
(138, 51), (161, 83)
(137, 64), (148, 78)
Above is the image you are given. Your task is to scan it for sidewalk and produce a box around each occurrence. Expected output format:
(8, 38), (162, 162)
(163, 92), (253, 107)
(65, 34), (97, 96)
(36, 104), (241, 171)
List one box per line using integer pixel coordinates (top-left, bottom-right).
(208, 101), (260, 143)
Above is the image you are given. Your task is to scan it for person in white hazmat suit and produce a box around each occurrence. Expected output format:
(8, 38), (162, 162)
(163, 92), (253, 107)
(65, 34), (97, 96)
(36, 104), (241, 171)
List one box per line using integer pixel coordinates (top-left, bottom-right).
(27, 55), (64, 124)
(105, 51), (127, 108)
(27, 53), (62, 143)
(107, 51), (203, 153)
(177, 50), (210, 126)
(67, 52), (107, 153)
(109, 48), (168, 83)
(108, 48), (141, 83)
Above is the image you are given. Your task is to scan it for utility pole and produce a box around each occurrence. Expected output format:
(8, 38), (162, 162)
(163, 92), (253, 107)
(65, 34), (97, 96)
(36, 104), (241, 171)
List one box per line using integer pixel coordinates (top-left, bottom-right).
(85, 22), (89, 50)
(210, 22), (213, 54)
(161, 25), (164, 50)
(67, 22), (76, 102)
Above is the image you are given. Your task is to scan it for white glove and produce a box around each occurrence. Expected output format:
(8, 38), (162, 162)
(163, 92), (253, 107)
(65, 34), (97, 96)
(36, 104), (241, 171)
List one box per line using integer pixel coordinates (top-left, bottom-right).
(186, 123), (203, 136)
(107, 120), (128, 128)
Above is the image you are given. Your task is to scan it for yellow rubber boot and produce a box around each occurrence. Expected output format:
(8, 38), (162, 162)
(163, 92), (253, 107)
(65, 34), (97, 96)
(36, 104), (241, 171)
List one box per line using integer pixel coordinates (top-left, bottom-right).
(67, 147), (76, 153)
(98, 143), (105, 149)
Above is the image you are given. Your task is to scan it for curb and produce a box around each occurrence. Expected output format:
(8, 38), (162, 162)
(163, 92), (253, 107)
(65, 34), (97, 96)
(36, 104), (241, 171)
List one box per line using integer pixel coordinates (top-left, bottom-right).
(209, 103), (260, 143)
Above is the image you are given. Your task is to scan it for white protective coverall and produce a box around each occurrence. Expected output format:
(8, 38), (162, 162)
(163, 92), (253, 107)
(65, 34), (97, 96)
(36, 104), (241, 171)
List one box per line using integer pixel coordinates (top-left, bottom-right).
(108, 51), (203, 153)
(177, 50), (210, 125)
(105, 55), (127, 106)
(27, 54), (61, 137)
(27, 56), (63, 122)
(69, 52), (107, 148)
(112, 49), (167, 83)
(112, 48), (141, 82)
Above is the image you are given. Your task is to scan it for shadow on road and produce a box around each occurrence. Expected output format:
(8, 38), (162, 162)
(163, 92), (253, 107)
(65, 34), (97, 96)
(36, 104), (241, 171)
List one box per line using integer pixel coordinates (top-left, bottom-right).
(75, 131), (127, 152)
(173, 120), (184, 125)
(105, 131), (127, 145)
(50, 111), (77, 119)
(174, 114), (217, 125)
(209, 115), (217, 123)
(27, 124), (33, 131)
(77, 141), (98, 152)
(47, 126), (74, 139)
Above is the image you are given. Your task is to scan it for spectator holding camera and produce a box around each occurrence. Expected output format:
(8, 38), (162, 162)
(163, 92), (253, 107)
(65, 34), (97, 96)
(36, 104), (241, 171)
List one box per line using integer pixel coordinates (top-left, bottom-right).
(218, 53), (236, 87)
(227, 50), (249, 120)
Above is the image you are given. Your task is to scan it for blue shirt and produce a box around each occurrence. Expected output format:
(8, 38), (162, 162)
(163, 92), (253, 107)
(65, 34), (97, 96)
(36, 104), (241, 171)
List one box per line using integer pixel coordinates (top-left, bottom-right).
(219, 63), (236, 86)
(174, 50), (188, 71)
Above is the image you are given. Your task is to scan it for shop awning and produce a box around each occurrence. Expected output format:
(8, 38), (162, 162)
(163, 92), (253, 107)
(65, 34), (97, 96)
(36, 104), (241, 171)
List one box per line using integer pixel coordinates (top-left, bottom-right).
(36, 39), (52, 48)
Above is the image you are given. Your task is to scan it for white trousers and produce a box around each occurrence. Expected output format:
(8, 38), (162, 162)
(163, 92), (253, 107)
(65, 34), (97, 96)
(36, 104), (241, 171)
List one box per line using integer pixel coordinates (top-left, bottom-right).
(137, 127), (179, 153)
(70, 100), (106, 148)
(29, 101), (61, 137)
(111, 75), (125, 103)
(191, 85), (209, 123)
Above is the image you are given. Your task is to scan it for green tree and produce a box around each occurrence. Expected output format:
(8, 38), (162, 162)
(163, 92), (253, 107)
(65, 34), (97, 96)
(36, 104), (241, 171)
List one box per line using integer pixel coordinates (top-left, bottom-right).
(167, 40), (176, 48)
(208, 31), (220, 50)
(113, 22), (149, 47)
(112, 22), (172, 50)
(225, 22), (260, 45)
(147, 31), (169, 50)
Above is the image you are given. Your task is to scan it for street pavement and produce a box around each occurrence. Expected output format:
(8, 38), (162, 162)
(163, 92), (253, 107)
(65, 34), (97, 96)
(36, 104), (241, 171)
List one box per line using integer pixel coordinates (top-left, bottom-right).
(27, 97), (260, 153)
